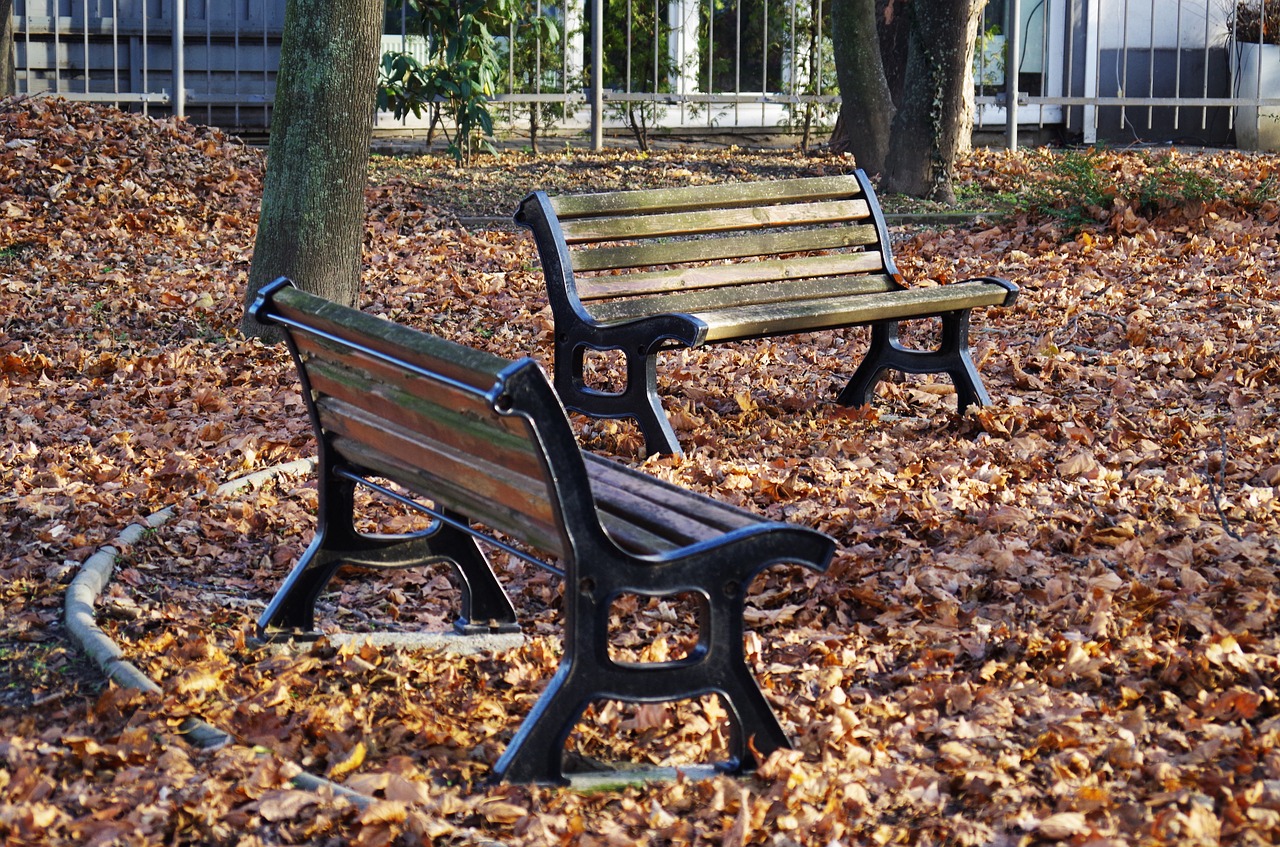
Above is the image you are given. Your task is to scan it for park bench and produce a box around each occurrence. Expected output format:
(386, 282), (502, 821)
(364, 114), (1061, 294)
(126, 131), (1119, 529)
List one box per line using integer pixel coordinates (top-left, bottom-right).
(516, 171), (1019, 455)
(250, 277), (835, 784)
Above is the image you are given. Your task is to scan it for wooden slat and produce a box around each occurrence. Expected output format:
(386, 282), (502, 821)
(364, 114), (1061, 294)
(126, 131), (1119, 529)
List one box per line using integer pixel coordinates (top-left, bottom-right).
(576, 251), (886, 301)
(294, 333), (496, 421)
(692, 280), (1016, 342)
(273, 286), (510, 392)
(549, 174), (865, 219)
(319, 401), (566, 556)
(572, 224), (881, 273)
(559, 199), (870, 244)
(584, 454), (762, 552)
(587, 274), (899, 323)
(304, 361), (547, 482)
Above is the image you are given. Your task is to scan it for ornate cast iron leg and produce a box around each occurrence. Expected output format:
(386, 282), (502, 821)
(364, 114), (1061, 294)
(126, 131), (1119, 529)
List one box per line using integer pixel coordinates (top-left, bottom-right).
(555, 339), (682, 456)
(836, 310), (991, 414)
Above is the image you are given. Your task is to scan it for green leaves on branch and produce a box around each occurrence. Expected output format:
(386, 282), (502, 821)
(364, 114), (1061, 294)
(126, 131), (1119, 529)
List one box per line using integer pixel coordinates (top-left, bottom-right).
(378, 0), (559, 161)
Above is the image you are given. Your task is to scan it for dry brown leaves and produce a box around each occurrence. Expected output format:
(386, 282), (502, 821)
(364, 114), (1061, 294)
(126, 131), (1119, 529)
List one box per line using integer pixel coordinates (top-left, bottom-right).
(2, 96), (1279, 846)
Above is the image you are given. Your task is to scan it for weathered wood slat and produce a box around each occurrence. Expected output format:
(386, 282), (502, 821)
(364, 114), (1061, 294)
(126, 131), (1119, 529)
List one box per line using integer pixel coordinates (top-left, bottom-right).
(571, 224), (881, 273)
(318, 401), (567, 555)
(304, 362), (547, 482)
(550, 174), (865, 219)
(272, 288), (508, 391)
(693, 280), (1015, 342)
(587, 274), (900, 323)
(295, 333), (499, 420)
(559, 198), (871, 244)
(584, 454), (761, 552)
(576, 252), (886, 301)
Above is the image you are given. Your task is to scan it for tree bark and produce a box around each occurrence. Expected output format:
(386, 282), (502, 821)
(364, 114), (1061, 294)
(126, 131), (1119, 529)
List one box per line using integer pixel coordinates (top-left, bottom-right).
(1, 0), (16, 97)
(881, 0), (984, 202)
(828, 0), (893, 173)
(240, 0), (384, 339)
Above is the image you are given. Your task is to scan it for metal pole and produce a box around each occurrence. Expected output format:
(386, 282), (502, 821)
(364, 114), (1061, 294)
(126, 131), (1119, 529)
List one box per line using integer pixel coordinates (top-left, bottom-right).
(592, 0), (604, 150)
(1005, 0), (1020, 150)
(172, 0), (185, 117)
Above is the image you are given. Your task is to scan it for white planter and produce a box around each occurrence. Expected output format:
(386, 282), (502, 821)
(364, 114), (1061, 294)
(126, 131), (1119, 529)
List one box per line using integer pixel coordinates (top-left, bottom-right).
(1230, 41), (1280, 152)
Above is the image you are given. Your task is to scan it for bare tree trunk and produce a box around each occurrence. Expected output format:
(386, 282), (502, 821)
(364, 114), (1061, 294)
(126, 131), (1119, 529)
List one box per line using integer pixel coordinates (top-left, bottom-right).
(240, 0), (384, 339)
(1, 0), (16, 97)
(881, 0), (984, 201)
(828, 0), (893, 173)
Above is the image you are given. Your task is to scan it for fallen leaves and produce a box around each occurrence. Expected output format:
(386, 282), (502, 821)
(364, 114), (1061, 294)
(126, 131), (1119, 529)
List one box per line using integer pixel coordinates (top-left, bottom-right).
(3, 96), (1280, 845)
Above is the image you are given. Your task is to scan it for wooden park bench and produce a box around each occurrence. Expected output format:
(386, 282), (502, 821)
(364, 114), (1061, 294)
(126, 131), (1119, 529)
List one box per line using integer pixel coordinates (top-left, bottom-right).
(516, 172), (1019, 455)
(250, 277), (835, 784)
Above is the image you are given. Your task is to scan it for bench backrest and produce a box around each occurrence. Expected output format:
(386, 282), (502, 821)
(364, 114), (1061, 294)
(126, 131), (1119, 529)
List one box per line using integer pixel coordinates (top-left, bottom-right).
(516, 172), (903, 311)
(251, 279), (591, 560)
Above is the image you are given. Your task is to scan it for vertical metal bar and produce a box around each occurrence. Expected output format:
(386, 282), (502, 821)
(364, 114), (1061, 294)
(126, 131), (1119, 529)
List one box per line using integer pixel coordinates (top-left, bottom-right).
(1172, 0), (1181, 130)
(706, 0), (713, 126)
(1063, 0), (1074, 132)
(734, 0), (741, 124)
(263, 0), (270, 129)
(173, 0), (185, 117)
(760, 0), (767, 124)
(112, 0), (119, 97)
(653, 0), (659, 102)
(625, 0), (632, 97)
(83, 0), (90, 94)
(1201, 0), (1210, 130)
(788, 0), (796, 104)
(142, 0), (149, 114)
(1152, 0), (1162, 129)
(232, 1), (240, 131)
(1119, 0), (1129, 133)
(205, 0), (212, 124)
(592, 0), (603, 149)
(1083, 0), (1099, 142)
(53, 0), (61, 92)
(1006, 0), (1020, 150)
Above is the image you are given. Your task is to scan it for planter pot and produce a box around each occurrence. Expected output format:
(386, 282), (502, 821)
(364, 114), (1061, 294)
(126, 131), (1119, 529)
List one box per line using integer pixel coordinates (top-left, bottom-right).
(1230, 41), (1280, 152)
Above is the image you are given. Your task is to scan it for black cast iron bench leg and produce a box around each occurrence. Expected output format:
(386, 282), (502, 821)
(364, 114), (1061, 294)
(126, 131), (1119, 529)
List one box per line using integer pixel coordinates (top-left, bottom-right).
(257, 474), (518, 638)
(836, 310), (991, 414)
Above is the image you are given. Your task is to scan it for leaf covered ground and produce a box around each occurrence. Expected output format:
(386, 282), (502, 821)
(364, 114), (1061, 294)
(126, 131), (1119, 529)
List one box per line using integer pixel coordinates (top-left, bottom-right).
(2, 96), (1279, 846)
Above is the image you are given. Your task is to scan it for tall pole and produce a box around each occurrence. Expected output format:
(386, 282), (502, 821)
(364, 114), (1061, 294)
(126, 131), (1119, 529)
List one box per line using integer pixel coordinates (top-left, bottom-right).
(592, 0), (604, 149)
(1004, 0), (1019, 150)
(172, 0), (186, 117)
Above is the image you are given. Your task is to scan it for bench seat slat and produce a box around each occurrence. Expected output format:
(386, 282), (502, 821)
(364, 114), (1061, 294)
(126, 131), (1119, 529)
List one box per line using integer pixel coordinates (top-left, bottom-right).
(584, 454), (763, 552)
(576, 251), (886, 301)
(559, 199), (871, 244)
(587, 274), (900, 323)
(693, 279), (1015, 342)
(550, 174), (865, 219)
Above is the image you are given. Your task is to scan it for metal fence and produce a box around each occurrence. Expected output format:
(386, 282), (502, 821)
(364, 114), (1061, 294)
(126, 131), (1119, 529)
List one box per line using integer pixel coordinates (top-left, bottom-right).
(9, 0), (1278, 149)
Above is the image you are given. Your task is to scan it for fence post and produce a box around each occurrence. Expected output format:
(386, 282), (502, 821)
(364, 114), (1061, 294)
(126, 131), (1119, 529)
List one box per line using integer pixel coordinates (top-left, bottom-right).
(1004, 0), (1019, 150)
(591, 0), (603, 150)
(172, 0), (185, 117)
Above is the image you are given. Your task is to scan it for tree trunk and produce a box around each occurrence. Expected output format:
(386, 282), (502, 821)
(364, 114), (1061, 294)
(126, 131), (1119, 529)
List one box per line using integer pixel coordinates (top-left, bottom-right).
(828, 0), (893, 173)
(240, 0), (384, 339)
(1, 0), (16, 97)
(881, 0), (984, 202)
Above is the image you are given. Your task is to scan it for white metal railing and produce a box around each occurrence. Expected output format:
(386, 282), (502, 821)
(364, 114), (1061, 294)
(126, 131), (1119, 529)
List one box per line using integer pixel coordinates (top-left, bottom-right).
(10, 0), (1280, 149)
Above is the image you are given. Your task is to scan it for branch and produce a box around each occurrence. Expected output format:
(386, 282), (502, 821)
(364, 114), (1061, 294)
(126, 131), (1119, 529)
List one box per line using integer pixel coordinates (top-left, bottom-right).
(1204, 425), (1243, 541)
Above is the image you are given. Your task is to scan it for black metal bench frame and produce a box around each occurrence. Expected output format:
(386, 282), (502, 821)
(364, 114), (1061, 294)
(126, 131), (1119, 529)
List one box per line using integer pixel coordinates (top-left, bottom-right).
(516, 172), (1019, 455)
(250, 278), (835, 784)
